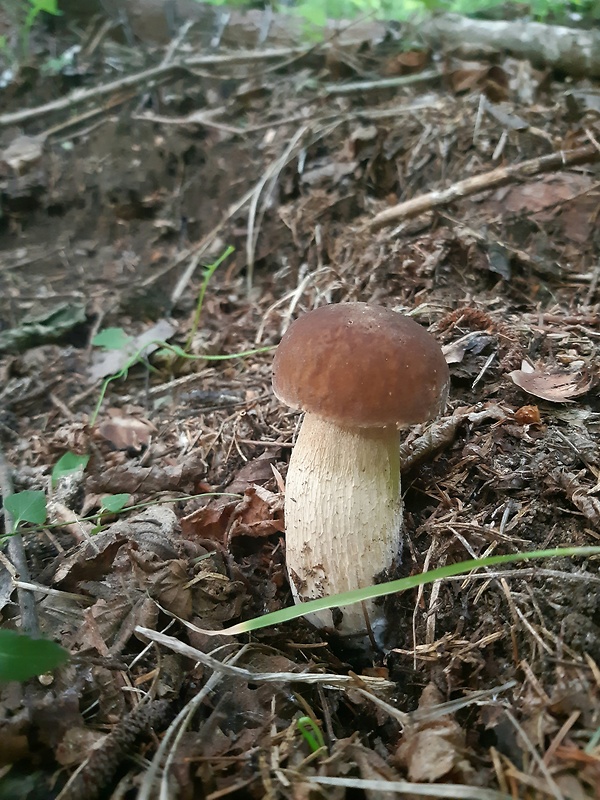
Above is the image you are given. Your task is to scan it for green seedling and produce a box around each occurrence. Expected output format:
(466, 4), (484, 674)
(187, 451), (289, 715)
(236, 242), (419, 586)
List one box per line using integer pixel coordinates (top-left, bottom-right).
(89, 493), (132, 533)
(88, 247), (273, 425)
(297, 716), (326, 753)
(184, 245), (235, 352)
(1, 0), (63, 62)
(100, 494), (131, 514)
(91, 327), (133, 351)
(1, 490), (242, 543)
(89, 338), (273, 427)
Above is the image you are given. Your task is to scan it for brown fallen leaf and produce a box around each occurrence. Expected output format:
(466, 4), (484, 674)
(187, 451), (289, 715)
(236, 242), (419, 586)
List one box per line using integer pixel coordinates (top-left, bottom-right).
(509, 361), (594, 403)
(51, 507), (180, 587)
(182, 484), (283, 543)
(56, 727), (105, 767)
(97, 409), (155, 452)
(393, 683), (469, 783)
(382, 49), (430, 76)
(130, 548), (193, 619)
(181, 497), (239, 541)
(227, 485), (285, 543)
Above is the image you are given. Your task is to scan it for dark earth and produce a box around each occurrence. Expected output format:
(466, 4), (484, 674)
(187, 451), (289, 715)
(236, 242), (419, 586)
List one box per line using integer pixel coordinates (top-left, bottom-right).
(1, 1), (600, 798)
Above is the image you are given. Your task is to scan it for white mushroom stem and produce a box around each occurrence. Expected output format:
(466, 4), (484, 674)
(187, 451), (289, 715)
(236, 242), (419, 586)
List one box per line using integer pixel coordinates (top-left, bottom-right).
(284, 413), (402, 639)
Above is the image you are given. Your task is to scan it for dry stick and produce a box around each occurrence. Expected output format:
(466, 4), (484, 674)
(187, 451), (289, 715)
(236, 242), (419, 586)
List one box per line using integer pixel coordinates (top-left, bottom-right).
(368, 142), (600, 231)
(0, 47), (312, 129)
(0, 448), (39, 636)
(322, 68), (441, 95)
(136, 626), (393, 688)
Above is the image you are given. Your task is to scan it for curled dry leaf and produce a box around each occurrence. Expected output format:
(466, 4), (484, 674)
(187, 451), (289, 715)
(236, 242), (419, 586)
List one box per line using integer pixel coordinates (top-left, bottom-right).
(509, 361), (594, 403)
(97, 409), (156, 452)
(393, 683), (468, 782)
(442, 330), (495, 364)
(0, 134), (44, 174)
(181, 485), (284, 543)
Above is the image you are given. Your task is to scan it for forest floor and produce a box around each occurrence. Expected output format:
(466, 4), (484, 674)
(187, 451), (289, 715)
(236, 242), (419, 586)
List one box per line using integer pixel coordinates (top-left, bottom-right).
(1, 3), (600, 799)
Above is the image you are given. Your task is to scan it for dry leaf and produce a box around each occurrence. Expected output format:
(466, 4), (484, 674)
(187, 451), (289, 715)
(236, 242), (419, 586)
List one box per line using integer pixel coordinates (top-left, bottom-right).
(97, 409), (155, 452)
(394, 683), (466, 782)
(509, 361), (593, 403)
(0, 134), (44, 174)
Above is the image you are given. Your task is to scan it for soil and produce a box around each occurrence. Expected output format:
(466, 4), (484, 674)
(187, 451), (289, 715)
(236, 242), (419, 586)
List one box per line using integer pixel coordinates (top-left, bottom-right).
(1, 2), (600, 798)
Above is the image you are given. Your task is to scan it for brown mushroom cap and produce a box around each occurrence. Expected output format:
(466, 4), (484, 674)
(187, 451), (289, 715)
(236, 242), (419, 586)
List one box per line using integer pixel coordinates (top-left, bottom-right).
(272, 303), (449, 428)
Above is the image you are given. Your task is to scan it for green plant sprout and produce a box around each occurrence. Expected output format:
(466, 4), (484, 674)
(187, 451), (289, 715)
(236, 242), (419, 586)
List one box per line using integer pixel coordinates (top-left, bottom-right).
(51, 452), (90, 486)
(2, 0), (62, 61)
(185, 245), (235, 352)
(88, 339), (273, 427)
(100, 494), (131, 514)
(297, 716), (326, 753)
(88, 247), (273, 426)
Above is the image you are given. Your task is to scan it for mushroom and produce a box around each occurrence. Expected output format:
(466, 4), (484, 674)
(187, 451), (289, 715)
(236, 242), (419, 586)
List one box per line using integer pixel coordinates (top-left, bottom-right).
(272, 303), (449, 642)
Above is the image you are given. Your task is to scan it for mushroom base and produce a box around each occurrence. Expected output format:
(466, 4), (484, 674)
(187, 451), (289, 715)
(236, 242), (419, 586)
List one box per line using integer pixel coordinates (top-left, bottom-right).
(284, 413), (403, 641)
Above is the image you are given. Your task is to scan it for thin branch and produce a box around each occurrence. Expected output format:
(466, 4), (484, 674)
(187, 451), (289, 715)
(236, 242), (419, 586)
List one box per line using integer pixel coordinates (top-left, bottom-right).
(0, 47), (312, 129)
(136, 626), (393, 688)
(368, 142), (600, 230)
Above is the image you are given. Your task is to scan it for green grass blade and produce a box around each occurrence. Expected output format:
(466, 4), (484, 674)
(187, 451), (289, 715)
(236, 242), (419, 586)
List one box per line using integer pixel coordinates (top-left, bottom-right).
(199, 546), (600, 636)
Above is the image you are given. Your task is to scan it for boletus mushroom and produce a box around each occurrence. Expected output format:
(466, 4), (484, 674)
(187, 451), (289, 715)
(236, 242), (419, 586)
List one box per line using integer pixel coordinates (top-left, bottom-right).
(272, 303), (449, 642)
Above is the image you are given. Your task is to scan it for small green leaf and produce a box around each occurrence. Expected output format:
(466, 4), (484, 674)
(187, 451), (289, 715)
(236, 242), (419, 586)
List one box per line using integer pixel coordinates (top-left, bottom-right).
(30, 0), (62, 16)
(52, 452), (90, 486)
(92, 328), (133, 351)
(0, 630), (69, 682)
(4, 491), (47, 532)
(101, 494), (130, 513)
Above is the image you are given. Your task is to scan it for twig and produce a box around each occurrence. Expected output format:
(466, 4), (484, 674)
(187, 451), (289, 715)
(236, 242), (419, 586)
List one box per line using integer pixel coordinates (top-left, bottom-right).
(136, 626), (393, 688)
(0, 448), (39, 636)
(368, 143), (600, 230)
(322, 68), (441, 95)
(302, 776), (512, 799)
(0, 47), (312, 129)
(246, 124), (310, 292)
